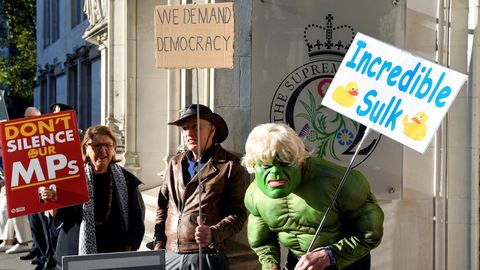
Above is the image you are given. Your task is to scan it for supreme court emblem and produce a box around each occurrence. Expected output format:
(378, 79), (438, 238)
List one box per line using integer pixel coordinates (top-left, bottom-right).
(269, 15), (381, 167)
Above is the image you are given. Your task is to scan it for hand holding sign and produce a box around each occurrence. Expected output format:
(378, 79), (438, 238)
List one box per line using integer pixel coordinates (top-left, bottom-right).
(0, 111), (88, 218)
(38, 184), (57, 203)
(322, 33), (467, 153)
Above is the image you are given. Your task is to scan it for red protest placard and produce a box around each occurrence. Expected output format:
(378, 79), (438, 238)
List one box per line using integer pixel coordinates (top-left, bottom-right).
(0, 110), (88, 218)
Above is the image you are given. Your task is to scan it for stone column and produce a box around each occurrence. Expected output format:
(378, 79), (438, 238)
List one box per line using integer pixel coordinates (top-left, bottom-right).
(164, 0), (183, 167)
(98, 35), (108, 126)
(444, 1), (477, 269)
(83, 0), (126, 163)
(105, 0), (124, 155)
(123, 0), (141, 176)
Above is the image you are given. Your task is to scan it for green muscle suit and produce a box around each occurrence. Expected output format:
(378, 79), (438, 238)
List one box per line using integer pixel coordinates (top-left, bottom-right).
(244, 157), (384, 270)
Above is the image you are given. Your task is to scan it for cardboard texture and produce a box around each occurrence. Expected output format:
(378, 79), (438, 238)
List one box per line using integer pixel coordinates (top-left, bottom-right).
(154, 3), (235, 69)
(0, 110), (88, 218)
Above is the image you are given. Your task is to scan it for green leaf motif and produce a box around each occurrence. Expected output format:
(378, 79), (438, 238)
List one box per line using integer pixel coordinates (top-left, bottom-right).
(296, 89), (357, 160)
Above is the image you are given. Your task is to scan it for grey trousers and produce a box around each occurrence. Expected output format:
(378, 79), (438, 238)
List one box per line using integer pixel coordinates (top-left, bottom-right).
(165, 250), (229, 270)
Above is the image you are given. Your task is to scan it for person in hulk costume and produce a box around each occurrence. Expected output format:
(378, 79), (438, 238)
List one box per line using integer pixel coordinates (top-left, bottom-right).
(242, 123), (384, 270)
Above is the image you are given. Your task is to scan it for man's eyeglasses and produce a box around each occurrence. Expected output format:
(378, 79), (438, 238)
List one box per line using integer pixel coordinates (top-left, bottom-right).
(88, 143), (115, 151)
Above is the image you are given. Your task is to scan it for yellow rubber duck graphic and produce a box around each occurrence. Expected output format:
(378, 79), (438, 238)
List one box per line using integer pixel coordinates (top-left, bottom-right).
(332, 81), (359, 107)
(403, 112), (428, 141)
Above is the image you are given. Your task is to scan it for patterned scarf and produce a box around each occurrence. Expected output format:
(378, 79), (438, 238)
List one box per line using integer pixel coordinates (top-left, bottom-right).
(79, 163), (130, 255)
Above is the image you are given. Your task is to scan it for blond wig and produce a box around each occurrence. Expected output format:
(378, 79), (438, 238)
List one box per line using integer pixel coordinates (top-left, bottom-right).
(242, 123), (309, 173)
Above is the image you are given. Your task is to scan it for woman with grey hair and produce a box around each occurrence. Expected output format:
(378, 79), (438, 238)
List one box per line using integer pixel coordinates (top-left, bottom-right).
(41, 125), (145, 268)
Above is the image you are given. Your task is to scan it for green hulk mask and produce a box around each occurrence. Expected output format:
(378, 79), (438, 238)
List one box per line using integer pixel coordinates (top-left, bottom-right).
(254, 160), (302, 198)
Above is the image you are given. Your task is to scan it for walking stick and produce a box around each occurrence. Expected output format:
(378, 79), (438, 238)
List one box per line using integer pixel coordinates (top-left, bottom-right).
(307, 126), (372, 252)
(194, 71), (203, 270)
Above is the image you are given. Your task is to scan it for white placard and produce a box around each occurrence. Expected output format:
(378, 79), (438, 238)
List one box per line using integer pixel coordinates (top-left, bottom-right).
(322, 33), (467, 153)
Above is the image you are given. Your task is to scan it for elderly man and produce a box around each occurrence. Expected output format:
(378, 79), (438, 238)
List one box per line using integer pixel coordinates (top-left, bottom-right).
(243, 123), (384, 270)
(24, 106), (41, 117)
(154, 104), (249, 270)
(19, 107), (42, 265)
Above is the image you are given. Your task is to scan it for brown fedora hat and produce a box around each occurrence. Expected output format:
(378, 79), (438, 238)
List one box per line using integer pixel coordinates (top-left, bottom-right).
(168, 104), (229, 143)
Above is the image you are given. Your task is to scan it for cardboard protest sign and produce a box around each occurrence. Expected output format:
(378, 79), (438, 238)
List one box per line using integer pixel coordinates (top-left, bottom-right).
(0, 110), (88, 217)
(154, 3), (235, 69)
(322, 33), (467, 153)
